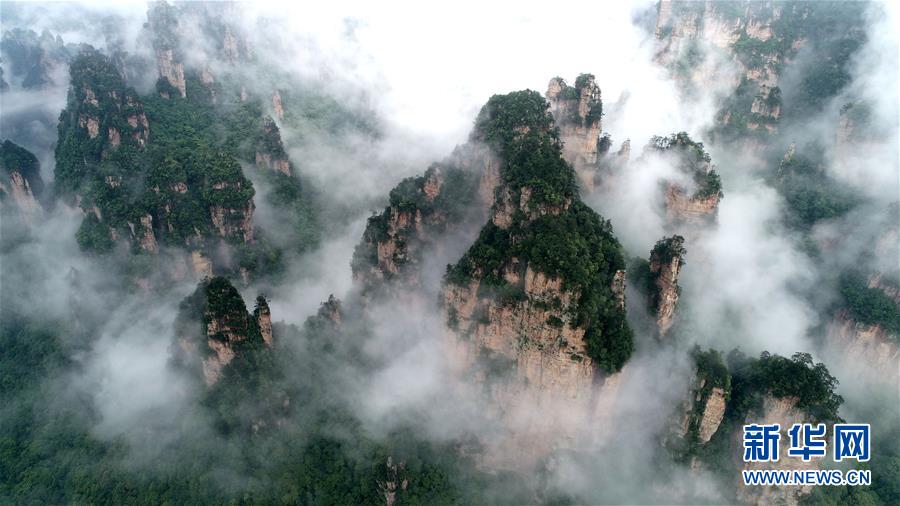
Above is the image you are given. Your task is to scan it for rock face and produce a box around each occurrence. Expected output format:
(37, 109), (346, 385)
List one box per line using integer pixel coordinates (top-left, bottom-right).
(546, 74), (603, 190)
(155, 48), (186, 98)
(737, 396), (823, 506)
(55, 50), (259, 269)
(670, 348), (729, 449)
(0, 28), (73, 89)
(271, 90), (284, 120)
(668, 351), (841, 505)
(648, 133), (722, 226)
(378, 457), (409, 506)
(147, 1), (186, 98)
(56, 48), (151, 176)
(221, 24), (252, 63)
(133, 214), (159, 253)
(254, 296), (273, 346)
(317, 295), (343, 325)
(353, 89), (632, 468)
(655, 1), (867, 137)
(0, 140), (45, 222)
(654, 1), (783, 133)
(351, 154), (487, 293)
(436, 91), (632, 467)
(664, 185), (720, 225)
(648, 235), (686, 337)
(175, 276), (272, 386)
(209, 182), (255, 243)
(254, 117), (292, 176)
(829, 307), (900, 386)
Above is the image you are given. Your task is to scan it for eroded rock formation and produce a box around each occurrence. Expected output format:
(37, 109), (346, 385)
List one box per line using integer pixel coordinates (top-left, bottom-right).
(437, 91), (632, 467)
(175, 276), (272, 385)
(649, 133), (722, 226)
(351, 152), (489, 293)
(254, 117), (292, 176)
(546, 74), (603, 190)
(649, 235), (686, 337)
(147, 1), (186, 98)
(736, 396), (824, 506)
(0, 140), (45, 223)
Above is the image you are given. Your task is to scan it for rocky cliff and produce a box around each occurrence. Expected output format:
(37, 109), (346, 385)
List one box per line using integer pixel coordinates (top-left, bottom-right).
(669, 348), (729, 454)
(254, 116), (292, 176)
(352, 89), (632, 468)
(735, 396), (823, 506)
(55, 47), (150, 185)
(0, 140), (44, 222)
(351, 151), (489, 294)
(648, 235), (686, 337)
(438, 90), (632, 466)
(174, 276), (272, 385)
(649, 133), (722, 226)
(546, 74), (603, 190)
(829, 271), (900, 386)
(829, 309), (899, 387)
(55, 50), (259, 283)
(668, 351), (843, 505)
(0, 27), (74, 89)
(147, 1), (186, 98)
(655, 1), (868, 139)
(655, 1), (783, 132)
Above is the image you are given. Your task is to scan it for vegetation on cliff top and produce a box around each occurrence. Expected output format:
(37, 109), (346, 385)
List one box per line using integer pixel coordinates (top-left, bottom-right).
(553, 73), (603, 124)
(448, 91), (632, 372)
(650, 132), (723, 200)
(473, 90), (578, 208)
(727, 350), (843, 423)
(839, 272), (900, 338)
(0, 140), (44, 197)
(351, 164), (481, 284)
(773, 152), (859, 228)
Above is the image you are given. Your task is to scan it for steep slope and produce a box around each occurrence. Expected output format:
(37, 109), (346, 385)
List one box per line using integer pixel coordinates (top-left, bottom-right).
(546, 74), (603, 190)
(829, 271), (900, 386)
(0, 27), (74, 89)
(670, 350), (844, 505)
(438, 91), (632, 466)
(0, 140), (44, 222)
(56, 50), (255, 258)
(655, 1), (868, 141)
(352, 141), (499, 294)
(173, 276), (272, 385)
(649, 132), (723, 226)
(648, 235), (686, 337)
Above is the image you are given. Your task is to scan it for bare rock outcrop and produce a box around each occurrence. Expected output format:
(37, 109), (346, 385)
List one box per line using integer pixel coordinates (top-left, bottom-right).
(670, 348), (730, 452)
(147, 1), (186, 98)
(829, 308), (900, 386)
(175, 276), (272, 386)
(0, 140), (45, 223)
(737, 396), (823, 506)
(654, 1), (786, 132)
(272, 90), (284, 120)
(546, 74), (603, 190)
(443, 264), (624, 468)
(665, 185), (720, 225)
(255, 296), (273, 346)
(648, 235), (686, 337)
(378, 457), (409, 506)
(649, 133), (722, 227)
(352, 159), (487, 293)
(128, 214), (159, 254)
(210, 196), (255, 243)
(254, 117), (292, 176)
